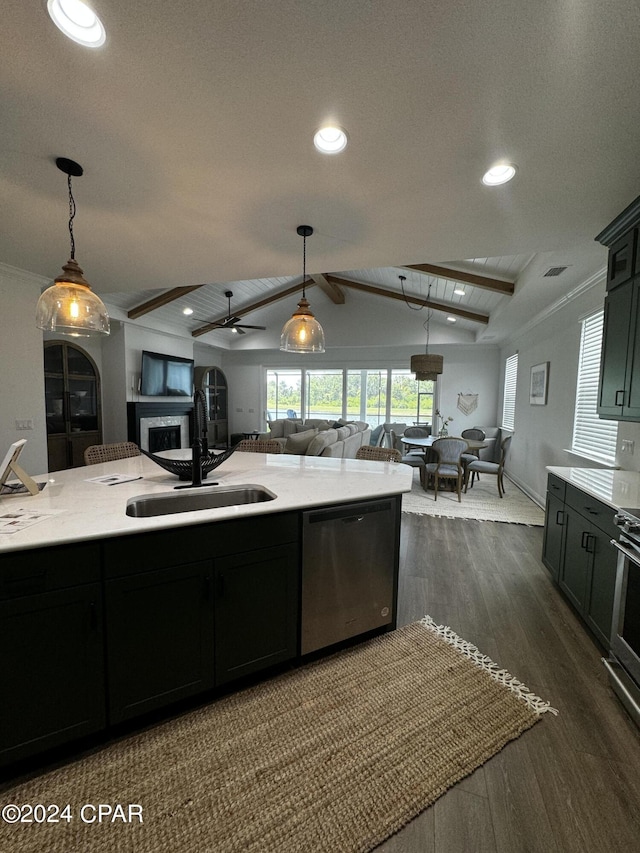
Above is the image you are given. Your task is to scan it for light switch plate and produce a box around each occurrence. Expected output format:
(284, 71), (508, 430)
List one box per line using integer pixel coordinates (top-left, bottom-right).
(621, 439), (635, 455)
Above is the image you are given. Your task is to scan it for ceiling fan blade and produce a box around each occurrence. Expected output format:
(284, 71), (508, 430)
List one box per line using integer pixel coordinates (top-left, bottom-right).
(235, 324), (267, 330)
(235, 327), (247, 335)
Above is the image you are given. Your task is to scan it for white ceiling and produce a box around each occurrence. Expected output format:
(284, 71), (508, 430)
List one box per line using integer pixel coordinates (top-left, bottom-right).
(1, 1), (637, 347)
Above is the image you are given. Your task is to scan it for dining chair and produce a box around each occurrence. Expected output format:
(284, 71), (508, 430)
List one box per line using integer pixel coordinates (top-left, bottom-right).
(389, 429), (427, 488)
(84, 441), (141, 465)
(464, 435), (512, 497)
(235, 439), (284, 453)
(423, 437), (467, 501)
(402, 425), (431, 456)
(460, 428), (486, 475)
(355, 445), (402, 462)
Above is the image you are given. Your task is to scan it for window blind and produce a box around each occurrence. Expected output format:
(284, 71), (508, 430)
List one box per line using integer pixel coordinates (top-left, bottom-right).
(572, 310), (617, 464)
(502, 353), (518, 430)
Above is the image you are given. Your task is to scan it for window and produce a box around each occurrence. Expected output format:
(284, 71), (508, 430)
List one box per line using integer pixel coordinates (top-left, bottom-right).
(502, 353), (518, 430)
(266, 370), (302, 419)
(572, 311), (618, 464)
(266, 368), (435, 427)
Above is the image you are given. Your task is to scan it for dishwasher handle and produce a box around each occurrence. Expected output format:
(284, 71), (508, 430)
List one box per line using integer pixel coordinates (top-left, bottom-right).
(342, 515), (365, 524)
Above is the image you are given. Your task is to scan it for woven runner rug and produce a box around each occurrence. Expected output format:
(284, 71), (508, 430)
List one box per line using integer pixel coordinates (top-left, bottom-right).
(402, 477), (545, 525)
(1, 618), (556, 853)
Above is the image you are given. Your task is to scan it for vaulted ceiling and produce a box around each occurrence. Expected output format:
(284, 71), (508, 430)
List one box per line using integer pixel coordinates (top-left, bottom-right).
(1, 1), (636, 347)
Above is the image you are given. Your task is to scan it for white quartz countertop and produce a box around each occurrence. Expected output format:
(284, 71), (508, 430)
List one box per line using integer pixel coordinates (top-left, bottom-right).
(547, 466), (640, 511)
(0, 450), (413, 553)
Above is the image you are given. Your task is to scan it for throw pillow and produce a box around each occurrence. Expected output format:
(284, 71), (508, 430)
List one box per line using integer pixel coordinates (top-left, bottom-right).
(283, 419), (302, 438)
(306, 429), (338, 456)
(268, 420), (284, 439)
(284, 428), (318, 454)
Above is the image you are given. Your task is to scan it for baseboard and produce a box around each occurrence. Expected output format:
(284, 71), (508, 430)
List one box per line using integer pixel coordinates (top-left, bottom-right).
(504, 471), (545, 509)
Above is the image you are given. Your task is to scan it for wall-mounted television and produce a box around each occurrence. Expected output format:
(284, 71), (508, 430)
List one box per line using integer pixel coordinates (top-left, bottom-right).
(140, 351), (194, 397)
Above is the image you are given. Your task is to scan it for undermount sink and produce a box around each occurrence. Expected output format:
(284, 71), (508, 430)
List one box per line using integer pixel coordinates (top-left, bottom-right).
(126, 485), (276, 517)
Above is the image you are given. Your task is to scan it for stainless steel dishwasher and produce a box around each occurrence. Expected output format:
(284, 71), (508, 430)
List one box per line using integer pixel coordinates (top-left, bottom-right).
(301, 498), (398, 655)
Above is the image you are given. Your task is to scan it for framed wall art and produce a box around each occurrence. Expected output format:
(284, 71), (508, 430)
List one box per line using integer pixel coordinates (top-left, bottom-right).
(530, 362), (549, 405)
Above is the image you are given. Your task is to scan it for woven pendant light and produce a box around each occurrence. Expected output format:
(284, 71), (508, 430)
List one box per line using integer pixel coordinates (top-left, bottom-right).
(409, 280), (442, 380)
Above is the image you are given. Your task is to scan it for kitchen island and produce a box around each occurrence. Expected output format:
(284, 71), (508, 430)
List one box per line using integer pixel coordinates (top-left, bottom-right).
(0, 451), (412, 768)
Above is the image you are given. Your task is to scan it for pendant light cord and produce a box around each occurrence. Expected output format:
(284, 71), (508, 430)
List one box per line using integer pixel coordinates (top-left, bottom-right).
(67, 174), (76, 260)
(399, 274), (430, 310)
(301, 232), (307, 298)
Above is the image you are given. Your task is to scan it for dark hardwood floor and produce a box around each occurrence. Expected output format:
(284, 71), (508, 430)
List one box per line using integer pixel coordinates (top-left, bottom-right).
(378, 513), (640, 853)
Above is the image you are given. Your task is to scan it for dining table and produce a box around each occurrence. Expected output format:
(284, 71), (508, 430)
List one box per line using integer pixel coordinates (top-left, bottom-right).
(400, 435), (488, 454)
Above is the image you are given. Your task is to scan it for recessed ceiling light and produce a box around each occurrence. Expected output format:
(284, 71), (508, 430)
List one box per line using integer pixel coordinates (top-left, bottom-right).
(447, 316), (457, 323)
(47, 0), (106, 48)
(182, 307), (193, 316)
(482, 163), (517, 186)
(314, 126), (348, 154)
(453, 286), (465, 296)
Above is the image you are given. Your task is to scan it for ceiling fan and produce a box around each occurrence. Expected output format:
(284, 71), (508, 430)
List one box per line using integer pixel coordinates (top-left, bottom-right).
(197, 290), (266, 335)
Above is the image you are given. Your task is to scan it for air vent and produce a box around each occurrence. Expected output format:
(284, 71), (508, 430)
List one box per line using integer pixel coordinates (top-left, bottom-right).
(543, 266), (568, 277)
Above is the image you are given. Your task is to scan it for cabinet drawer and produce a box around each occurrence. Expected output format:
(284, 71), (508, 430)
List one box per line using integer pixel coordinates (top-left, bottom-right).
(104, 512), (299, 577)
(564, 484), (618, 540)
(607, 229), (637, 290)
(0, 542), (101, 600)
(547, 473), (566, 501)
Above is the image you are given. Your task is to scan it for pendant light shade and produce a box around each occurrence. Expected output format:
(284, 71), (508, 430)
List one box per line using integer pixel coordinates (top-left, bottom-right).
(409, 279), (443, 380)
(36, 158), (110, 337)
(280, 225), (325, 353)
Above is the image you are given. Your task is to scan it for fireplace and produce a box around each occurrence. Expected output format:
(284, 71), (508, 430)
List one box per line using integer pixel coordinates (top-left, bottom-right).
(148, 425), (181, 453)
(127, 403), (193, 452)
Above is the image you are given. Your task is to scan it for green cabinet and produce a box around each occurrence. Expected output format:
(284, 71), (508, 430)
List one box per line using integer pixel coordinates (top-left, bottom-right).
(0, 543), (105, 766)
(542, 476), (618, 648)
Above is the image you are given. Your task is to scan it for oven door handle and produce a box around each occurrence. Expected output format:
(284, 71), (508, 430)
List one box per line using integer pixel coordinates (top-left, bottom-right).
(610, 539), (640, 563)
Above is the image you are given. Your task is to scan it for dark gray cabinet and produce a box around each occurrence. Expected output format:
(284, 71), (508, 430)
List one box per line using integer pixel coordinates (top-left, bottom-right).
(0, 543), (105, 766)
(598, 278), (640, 419)
(596, 198), (640, 421)
(44, 341), (102, 470)
(214, 544), (298, 685)
(542, 475), (618, 648)
(103, 512), (299, 720)
(105, 560), (215, 723)
(194, 365), (228, 447)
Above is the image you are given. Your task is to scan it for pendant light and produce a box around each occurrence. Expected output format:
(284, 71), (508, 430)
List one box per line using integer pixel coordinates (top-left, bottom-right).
(409, 281), (443, 380)
(280, 225), (325, 353)
(36, 157), (110, 337)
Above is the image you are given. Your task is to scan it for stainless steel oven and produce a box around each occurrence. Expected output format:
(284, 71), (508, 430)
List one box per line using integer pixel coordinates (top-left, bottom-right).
(605, 510), (640, 726)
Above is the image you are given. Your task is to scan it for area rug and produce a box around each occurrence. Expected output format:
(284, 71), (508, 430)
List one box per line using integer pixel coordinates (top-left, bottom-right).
(0, 618), (556, 853)
(402, 476), (545, 525)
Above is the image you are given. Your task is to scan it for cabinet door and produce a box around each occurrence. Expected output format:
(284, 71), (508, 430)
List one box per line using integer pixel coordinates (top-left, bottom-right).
(106, 560), (214, 723)
(584, 528), (618, 649)
(598, 282), (632, 417)
(559, 505), (591, 612)
(622, 279), (640, 418)
(0, 584), (105, 766)
(542, 492), (565, 581)
(606, 229), (637, 290)
(214, 544), (298, 686)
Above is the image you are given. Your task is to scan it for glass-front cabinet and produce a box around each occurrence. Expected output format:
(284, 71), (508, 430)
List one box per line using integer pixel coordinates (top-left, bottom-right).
(44, 342), (102, 471)
(194, 366), (228, 447)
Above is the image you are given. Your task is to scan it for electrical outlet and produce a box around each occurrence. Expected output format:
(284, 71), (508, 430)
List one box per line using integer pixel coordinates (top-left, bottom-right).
(15, 418), (34, 430)
(622, 439), (635, 455)
(235, 407), (243, 412)
(248, 408), (255, 413)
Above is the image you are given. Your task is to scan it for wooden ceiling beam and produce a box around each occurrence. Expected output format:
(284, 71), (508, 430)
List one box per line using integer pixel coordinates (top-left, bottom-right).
(311, 274), (345, 304)
(404, 263), (514, 295)
(191, 279), (314, 337)
(127, 285), (204, 319)
(326, 275), (489, 324)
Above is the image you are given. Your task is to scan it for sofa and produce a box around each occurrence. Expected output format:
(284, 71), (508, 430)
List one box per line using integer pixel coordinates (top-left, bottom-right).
(260, 418), (371, 458)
